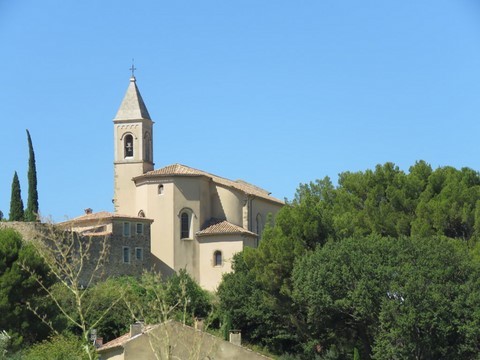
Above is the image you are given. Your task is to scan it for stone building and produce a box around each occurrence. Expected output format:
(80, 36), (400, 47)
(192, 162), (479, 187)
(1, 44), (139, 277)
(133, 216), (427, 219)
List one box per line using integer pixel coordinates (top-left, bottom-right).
(110, 75), (284, 290)
(59, 211), (153, 282)
(0, 213), (153, 286)
(68, 74), (283, 290)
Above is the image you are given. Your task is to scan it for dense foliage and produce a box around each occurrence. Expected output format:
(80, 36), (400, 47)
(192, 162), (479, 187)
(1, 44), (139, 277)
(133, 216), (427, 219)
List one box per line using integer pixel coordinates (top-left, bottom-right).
(124, 269), (212, 326)
(293, 236), (480, 359)
(217, 162), (480, 359)
(3, 161), (480, 359)
(45, 278), (130, 344)
(0, 229), (52, 350)
(22, 333), (88, 360)
(0, 225), (211, 358)
(8, 172), (24, 222)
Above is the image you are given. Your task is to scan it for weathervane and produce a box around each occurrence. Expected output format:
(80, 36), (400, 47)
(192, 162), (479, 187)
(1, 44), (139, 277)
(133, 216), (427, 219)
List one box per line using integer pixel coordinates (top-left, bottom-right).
(129, 59), (136, 77)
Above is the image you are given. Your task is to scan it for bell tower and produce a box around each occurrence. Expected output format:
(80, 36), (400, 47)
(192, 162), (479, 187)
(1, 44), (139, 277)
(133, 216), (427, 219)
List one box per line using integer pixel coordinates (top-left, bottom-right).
(113, 74), (154, 214)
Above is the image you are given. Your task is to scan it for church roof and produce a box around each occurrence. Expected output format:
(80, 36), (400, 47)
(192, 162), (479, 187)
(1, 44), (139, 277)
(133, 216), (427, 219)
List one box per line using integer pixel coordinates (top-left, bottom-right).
(114, 77), (151, 121)
(136, 163), (284, 205)
(197, 219), (257, 237)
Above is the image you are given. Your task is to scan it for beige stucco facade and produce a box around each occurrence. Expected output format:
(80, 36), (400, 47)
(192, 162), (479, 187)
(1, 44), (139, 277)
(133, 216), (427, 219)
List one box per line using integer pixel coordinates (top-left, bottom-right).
(98, 321), (272, 360)
(112, 76), (284, 290)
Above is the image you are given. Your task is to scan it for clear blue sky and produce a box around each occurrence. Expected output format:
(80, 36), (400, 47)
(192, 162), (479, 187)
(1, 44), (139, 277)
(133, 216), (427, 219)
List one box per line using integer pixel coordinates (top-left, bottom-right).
(1, 1), (480, 221)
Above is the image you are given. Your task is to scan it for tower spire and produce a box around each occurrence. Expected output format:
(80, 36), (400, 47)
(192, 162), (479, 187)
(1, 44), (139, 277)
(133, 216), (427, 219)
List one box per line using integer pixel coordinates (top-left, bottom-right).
(114, 70), (151, 121)
(113, 69), (154, 213)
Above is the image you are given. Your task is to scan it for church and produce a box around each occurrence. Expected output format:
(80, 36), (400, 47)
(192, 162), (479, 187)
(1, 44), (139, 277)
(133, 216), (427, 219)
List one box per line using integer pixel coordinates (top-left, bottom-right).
(71, 74), (283, 290)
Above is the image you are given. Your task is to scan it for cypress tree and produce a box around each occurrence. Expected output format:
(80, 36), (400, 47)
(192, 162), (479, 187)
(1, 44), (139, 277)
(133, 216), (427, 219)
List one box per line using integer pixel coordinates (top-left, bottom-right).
(9, 171), (24, 221)
(25, 129), (39, 221)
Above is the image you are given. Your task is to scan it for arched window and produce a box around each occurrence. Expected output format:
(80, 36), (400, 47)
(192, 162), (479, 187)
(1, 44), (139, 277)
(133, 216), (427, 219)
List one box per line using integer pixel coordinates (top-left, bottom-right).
(144, 132), (152, 162)
(181, 212), (190, 239)
(179, 208), (195, 239)
(138, 210), (145, 217)
(124, 134), (134, 158)
(213, 250), (222, 267)
(158, 184), (164, 195)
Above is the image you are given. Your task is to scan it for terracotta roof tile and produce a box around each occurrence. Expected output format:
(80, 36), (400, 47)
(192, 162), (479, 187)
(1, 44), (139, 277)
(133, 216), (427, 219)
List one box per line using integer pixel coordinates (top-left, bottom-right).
(98, 332), (130, 351)
(58, 211), (153, 225)
(136, 163), (284, 205)
(197, 219), (257, 237)
(98, 325), (155, 351)
(144, 163), (205, 177)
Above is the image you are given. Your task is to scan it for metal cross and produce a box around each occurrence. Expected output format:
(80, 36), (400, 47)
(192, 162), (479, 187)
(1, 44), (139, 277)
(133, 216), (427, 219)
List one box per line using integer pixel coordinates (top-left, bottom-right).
(129, 59), (136, 77)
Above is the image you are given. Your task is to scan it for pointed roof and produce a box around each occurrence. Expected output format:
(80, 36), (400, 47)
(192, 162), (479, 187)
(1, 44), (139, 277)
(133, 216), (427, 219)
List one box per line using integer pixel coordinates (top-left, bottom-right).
(114, 77), (151, 121)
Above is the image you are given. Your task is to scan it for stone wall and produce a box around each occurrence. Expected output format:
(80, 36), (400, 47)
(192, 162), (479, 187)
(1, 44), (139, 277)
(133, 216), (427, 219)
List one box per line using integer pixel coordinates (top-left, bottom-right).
(0, 221), (151, 285)
(103, 220), (151, 279)
(0, 221), (44, 241)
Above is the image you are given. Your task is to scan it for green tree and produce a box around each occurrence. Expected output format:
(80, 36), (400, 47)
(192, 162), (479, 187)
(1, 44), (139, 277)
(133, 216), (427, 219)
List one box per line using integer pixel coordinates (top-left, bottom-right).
(122, 271), (213, 360)
(220, 179), (338, 354)
(25, 130), (39, 222)
(124, 270), (211, 326)
(0, 330), (11, 359)
(371, 238), (479, 359)
(292, 236), (480, 359)
(292, 236), (388, 358)
(216, 161), (480, 357)
(276, 177), (336, 249)
(82, 278), (131, 343)
(353, 347), (361, 360)
(23, 225), (115, 360)
(164, 269), (212, 320)
(217, 251), (299, 354)
(45, 278), (130, 344)
(412, 166), (480, 240)
(333, 162), (423, 239)
(23, 333), (88, 360)
(0, 229), (53, 350)
(8, 172), (24, 221)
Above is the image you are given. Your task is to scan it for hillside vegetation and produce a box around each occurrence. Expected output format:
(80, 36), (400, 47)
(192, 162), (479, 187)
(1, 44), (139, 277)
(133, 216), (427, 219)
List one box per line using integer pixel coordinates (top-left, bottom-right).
(217, 161), (480, 359)
(2, 161), (480, 359)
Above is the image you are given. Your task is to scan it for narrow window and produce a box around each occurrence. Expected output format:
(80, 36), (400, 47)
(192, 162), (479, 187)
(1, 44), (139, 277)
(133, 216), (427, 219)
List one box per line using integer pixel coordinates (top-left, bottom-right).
(123, 246), (130, 264)
(144, 132), (152, 162)
(123, 222), (131, 237)
(124, 134), (134, 158)
(214, 250), (222, 267)
(135, 247), (143, 261)
(181, 212), (190, 239)
(256, 213), (263, 237)
(136, 223), (143, 235)
(158, 184), (164, 195)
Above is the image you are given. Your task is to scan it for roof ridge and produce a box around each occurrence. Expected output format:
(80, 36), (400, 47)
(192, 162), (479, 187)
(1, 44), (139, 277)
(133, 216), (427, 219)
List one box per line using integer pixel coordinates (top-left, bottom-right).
(197, 218), (257, 237)
(58, 211), (153, 225)
(139, 164), (284, 205)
